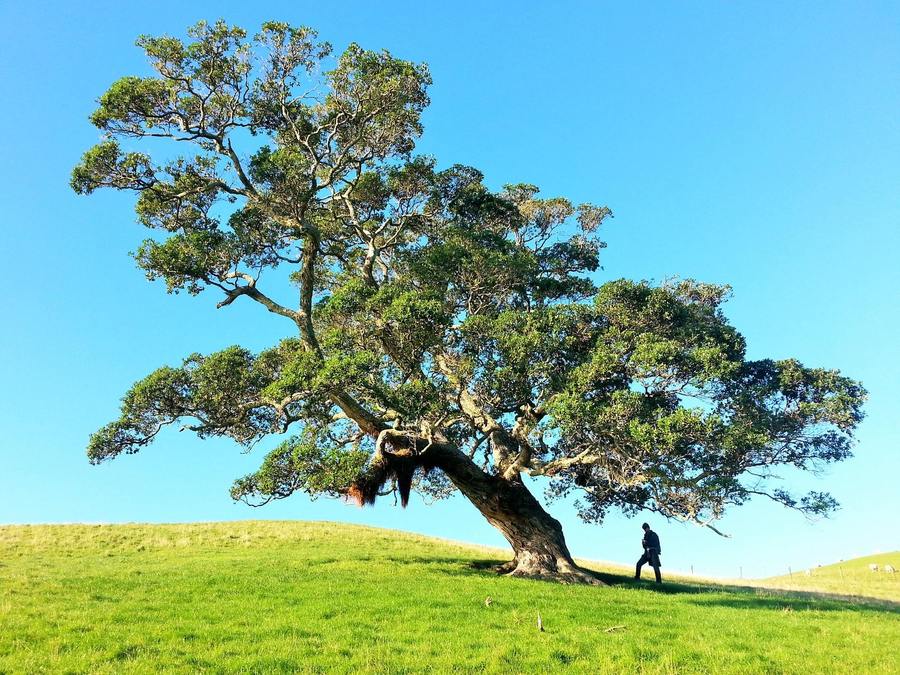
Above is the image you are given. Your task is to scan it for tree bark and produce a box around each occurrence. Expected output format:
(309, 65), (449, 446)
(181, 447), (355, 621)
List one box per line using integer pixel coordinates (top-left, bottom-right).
(430, 443), (603, 585)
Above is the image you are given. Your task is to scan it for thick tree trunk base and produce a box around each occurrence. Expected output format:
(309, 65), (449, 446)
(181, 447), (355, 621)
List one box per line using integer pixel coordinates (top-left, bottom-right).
(482, 481), (605, 585)
(494, 559), (519, 574)
(495, 557), (605, 585)
(431, 443), (606, 585)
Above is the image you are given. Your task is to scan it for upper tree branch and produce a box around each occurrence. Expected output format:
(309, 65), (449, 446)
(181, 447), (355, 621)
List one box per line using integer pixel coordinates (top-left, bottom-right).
(215, 272), (301, 325)
(434, 354), (518, 470)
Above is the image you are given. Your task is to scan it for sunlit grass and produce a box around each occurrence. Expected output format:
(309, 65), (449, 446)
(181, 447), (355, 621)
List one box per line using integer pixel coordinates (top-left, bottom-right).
(1, 521), (897, 673)
(751, 551), (900, 602)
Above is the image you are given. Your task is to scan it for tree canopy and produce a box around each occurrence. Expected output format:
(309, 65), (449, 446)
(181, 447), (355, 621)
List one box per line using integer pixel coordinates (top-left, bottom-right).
(73, 20), (866, 580)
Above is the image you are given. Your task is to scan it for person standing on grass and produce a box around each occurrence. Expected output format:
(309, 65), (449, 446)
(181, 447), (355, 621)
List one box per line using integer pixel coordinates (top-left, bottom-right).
(635, 522), (662, 583)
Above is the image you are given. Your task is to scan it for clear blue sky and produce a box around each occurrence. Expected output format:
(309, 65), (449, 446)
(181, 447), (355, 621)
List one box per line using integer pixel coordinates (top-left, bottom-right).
(1, 1), (897, 578)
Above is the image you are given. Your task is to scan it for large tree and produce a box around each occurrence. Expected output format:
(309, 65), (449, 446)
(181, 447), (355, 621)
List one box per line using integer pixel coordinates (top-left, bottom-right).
(73, 21), (865, 583)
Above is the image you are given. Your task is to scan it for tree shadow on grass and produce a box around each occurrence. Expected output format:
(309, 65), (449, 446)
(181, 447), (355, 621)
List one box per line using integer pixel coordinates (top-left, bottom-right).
(385, 554), (500, 566)
(612, 574), (900, 611)
(681, 591), (899, 613)
(457, 558), (900, 615)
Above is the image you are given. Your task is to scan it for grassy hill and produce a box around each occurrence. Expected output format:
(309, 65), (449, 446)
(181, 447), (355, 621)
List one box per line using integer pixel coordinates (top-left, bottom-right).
(753, 551), (900, 602)
(1, 521), (897, 674)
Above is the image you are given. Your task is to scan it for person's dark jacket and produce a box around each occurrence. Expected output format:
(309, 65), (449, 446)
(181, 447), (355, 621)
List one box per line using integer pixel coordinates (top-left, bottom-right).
(642, 530), (661, 553)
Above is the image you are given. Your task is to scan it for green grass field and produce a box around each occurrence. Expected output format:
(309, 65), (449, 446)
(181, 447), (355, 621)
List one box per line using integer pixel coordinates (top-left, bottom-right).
(1, 521), (897, 674)
(752, 552), (900, 602)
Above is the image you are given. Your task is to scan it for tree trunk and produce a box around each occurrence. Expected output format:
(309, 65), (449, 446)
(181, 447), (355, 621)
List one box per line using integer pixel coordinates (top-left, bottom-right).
(431, 443), (603, 585)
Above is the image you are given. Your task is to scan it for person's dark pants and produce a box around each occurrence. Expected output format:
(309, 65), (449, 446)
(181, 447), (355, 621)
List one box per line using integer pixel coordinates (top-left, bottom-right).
(636, 549), (662, 583)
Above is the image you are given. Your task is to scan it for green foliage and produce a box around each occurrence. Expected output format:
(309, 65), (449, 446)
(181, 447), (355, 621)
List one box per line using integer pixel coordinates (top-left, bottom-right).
(74, 20), (864, 533)
(545, 280), (864, 524)
(459, 305), (598, 411)
(85, 366), (193, 463)
(134, 156), (222, 232)
(258, 344), (320, 402)
(87, 342), (328, 465)
(70, 141), (155, 194)
(327, 43), (431, 159)
(89, 76), (177, 132)
(231, 433), (370, 504)
(134, 231), (233, 294)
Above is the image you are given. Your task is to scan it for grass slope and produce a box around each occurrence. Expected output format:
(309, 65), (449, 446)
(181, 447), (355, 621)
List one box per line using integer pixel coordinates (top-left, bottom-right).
(1, 521), (897, 674)
(755, 551), (900, 602)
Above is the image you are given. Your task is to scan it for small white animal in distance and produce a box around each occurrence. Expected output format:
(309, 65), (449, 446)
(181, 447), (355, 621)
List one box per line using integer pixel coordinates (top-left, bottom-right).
(869, 563), (879, 572)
